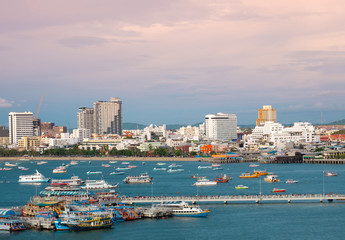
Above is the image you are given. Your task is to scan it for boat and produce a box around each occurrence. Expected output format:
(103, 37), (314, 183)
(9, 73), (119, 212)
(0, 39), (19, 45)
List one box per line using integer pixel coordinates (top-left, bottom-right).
(235, 185), (248, 189)
(153, 167), (167, 171)
(86, 171), (102, 175)
(286, 179), (299, 184)
(249, 164), (259, 167)
(110, 172), (125, 175)
(81, 180), (118, 190)
(0, 219), (26, 231)
(4, 162), (18, 167)
(212, 163), (221, 167)
(193, 177), (217, 186)
(168, 164), (182, 168)
(109, 161), (117, 164)
(123, 173), (152, 184)
(69, 161), (78, 165)
(167, 168), (184, 173)
(264, 175), (280, 183)
(215, 174), (232, 183)
(191, 175), (205, 179)
(37, 161), (47, 165)
(272, 188), (286, 193)
(239, 172), (259, 178)
(213, 167), (224, 171)
(121, 162), (130, 165)
(21, 168), (29, 171)
(45, 183), (81, 191)
(156, 162), (166, 166)
(128, 165), (137, 169)
(172, 203), (210, 217)
(253, 170), (270, 176)
(18, 170), (50, 183)
(51, 176), (84, 186)
(325, 171), (338, 176)
(116, 167), (130, 171)
(198, 165), (212, 169)
(102, 164), (111, 168)
(2, 168), (12, 171)
(53, 168), (67, 174)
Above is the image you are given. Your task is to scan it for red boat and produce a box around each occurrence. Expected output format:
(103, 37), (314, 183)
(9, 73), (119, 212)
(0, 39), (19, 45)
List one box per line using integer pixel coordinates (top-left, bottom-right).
(272, 188), (286, 193)
(215, 174), (232, 183)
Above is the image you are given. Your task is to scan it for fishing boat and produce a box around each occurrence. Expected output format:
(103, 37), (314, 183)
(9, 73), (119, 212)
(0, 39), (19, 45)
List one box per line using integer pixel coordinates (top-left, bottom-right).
(18, 170), (50, 183)
(249, 164), (259, 167)
(172, 203), (210, 217)
(110, 172), (125, 175)
(264, 175), (280, 183)
(153, 167), (167, 171)
(86, 171), (102, 175)
(239, 172), (259, 178)
(272, 188), (286, 193)
(286, 179), (299, 184)
(193, 177), (217, 186)
(123, 173), (152, 184)
(81, 180), (118, 190)
(325, 171), (338, 176)
(235, 185), (248, 189)
(51, 176), (84, 186)
(198, 165), (212, 169)
(167, 168), (184, 173)
(215, 174), (232, 183)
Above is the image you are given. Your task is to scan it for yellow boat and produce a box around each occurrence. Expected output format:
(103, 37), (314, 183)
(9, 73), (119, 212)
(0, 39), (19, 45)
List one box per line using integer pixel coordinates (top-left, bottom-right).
(253, 170), (270, 176)
(239, 172), (259, 178)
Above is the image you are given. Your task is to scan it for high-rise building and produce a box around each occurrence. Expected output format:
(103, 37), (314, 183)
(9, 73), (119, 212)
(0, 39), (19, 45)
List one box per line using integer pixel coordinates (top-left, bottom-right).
(205, 113), (237, 141)
(78, 107), (94, 133)
(8, 112), (34, 145)
(256, 105), (276, 126)
(94, 97), (122, 135)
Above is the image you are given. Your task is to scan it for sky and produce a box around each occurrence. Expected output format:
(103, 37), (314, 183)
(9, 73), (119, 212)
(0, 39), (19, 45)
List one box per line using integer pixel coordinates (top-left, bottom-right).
(1, 0), (345, 128)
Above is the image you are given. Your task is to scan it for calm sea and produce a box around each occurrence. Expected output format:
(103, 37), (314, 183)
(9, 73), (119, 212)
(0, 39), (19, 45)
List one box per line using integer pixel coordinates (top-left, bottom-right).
(1, 160), (345, 240)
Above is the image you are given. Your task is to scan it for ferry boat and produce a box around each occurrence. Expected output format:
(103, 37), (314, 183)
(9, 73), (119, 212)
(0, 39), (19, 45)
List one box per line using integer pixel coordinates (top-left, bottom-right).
(86, 171), (102, 175)
(264, 175), (280, 183)
(167, 168), (184, 173)
(172, 203), (210, 217)
(153, 167), (167, 171)
(81, 180), (118, 190)
(272, 188), (286, 193)
(198, 165), (212, 169)
(123, 173), (153, 184)
(325, 171), (338, 176)
(193, 178), (217, 186)
(286, 179), (299, 184)
(235, 185), (248, 190)
(215, 174), (232, 183)
(239, 172), (259, 178)
(18, 170), (50, 183)
(0, 219), (26, 231)
(51, 176), (84, 186)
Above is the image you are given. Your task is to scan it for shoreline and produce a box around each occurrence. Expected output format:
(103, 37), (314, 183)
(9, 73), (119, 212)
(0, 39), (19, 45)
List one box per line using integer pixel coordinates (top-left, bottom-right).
(0, 156), (203, 162)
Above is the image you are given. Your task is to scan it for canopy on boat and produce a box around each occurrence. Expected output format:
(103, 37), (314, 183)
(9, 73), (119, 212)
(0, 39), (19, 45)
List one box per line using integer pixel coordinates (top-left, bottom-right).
(0, 209), (15, 217)
(39, 190), (94, 196)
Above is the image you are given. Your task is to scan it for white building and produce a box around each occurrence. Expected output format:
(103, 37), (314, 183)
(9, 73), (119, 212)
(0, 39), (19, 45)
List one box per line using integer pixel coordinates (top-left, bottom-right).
(205, 113), (237, 141)
(72, 128), (91, 142)
(9, 112), (34, 145)
(94, 97), (122, 135)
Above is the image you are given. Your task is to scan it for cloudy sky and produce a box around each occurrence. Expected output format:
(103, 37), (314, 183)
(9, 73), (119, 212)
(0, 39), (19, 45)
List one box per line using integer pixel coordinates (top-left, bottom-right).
(1, 0), (345, 127)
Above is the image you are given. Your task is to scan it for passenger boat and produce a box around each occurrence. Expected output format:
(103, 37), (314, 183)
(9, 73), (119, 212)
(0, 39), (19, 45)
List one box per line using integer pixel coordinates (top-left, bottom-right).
(286, 179), (299, 184)
(81, 180), (118, 190)
(272, 188), (286, 193)
(172, 203), (210, 217)
(123, 173), (152, 184)
(167, 168), (184, 173)
(51, 176), (84, 186)
(45, 183), (81, 191)
(18, 170), (50, 183)
(215, 174), (232, 183)
(249, 164), (259, 167)
(235, 185), (248, 189)
(198, 165), (212, 169)
(239, 172), (259, 178)
(153, 167), (167, 171)
(264, 175), (280, 183)
(325, 171), (338, 176)
(0, 219), (26, 231)
(193, 177), (217, 186)
(86, 171), (102, 175)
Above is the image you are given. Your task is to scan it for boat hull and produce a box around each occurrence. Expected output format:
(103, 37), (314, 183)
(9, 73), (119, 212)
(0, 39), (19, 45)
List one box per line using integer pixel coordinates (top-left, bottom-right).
(174, 211), (210, 217)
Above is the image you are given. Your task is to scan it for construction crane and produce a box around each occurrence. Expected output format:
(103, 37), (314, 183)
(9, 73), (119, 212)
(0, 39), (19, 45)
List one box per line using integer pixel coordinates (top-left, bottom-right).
(35, 94), (44, 119)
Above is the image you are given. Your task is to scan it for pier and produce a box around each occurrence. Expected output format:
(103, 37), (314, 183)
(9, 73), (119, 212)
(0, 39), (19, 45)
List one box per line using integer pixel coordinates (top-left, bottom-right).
(117, 193), (345, 205)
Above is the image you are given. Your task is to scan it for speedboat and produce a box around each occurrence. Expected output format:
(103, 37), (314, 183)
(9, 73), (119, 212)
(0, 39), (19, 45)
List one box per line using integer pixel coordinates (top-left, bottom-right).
(193, 178), (217, 186)
(128, 165), (137, 169)
(286, 179), (299, 184)
(272, 188), (286, 193)
(264, 175), (280, 183)
(169, 163), (182, 168)
(153, 167), (167, 171)
(86, 171), (102, 175)
(167, 168), (184, 173)
(116, 167), (130, 171)
(110, 172), (125, 175)
(102, 164), (111, 168)
(156, 162), (166, 166)
(249, 164), (259, 167)
(235, 185), (248, 190)
(325, 171), (337, 176)
(18, 170), (50, 183)
(198, 165), (212, 169)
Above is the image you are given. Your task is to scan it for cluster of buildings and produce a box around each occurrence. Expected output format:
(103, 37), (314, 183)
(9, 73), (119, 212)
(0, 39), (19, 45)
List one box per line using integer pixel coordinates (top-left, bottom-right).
(1, 101), (344, 157)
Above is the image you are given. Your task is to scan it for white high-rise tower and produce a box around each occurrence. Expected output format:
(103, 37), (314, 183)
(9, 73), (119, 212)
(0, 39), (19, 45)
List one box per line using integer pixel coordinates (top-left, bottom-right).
(205, 113), (237, 141)
(9, 112), (34, 145)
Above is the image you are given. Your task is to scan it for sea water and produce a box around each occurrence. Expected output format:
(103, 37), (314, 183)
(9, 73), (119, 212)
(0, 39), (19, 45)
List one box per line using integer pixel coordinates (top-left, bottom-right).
(1, 160), (345, 240)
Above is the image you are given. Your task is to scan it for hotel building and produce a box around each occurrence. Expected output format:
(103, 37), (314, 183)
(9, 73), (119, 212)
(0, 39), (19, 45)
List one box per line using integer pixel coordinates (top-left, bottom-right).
(8, 112), (34, 145)
(256, 105), (276, 126)
(205, 113), (237, 141)
(94, 97), (122, 136)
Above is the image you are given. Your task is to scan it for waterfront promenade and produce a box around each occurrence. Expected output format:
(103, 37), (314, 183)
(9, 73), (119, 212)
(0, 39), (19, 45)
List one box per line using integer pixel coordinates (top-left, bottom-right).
(118, 193), (345, 205)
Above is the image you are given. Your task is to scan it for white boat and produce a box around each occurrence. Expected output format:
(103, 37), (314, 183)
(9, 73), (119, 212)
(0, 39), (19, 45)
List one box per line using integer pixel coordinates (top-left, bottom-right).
(325, 171), (337, 176)
(212, 163), (220, 167)
(128, 165), (137, 169)
(115, 167), (130, 171)
(110, 172), (125, 175)
(121, 162), (130, 165)
(18, 170), (50, 183)
(167, 168), (184, 173)
(69, 161), (78, 165)
(172, 203), (210, 217)
(51, 176), (84, 186)
(249, 164), (260, 167)
(53, 168), (67, 174)
(4, 162), (18, 167)
(286, 179), (299, 184)
(213, 167), (224, 171)
(169, 164), (182, 168)
(123, 173), (152, 184)
(102, 164), (111, 168)
(153, 167), (167, 171)
(193, 178), (217, 186)
(86, 171), (102, 175)
(156, 162), (166, 166)
(81, 180), (118, 190)
(198, 165), (212, 169)
(109, 161), (117, 164)
(37, 161), (48, 165)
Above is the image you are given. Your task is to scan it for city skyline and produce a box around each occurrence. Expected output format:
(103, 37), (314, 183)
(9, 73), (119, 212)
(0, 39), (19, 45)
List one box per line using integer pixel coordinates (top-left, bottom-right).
(1, 1), (345, 127)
